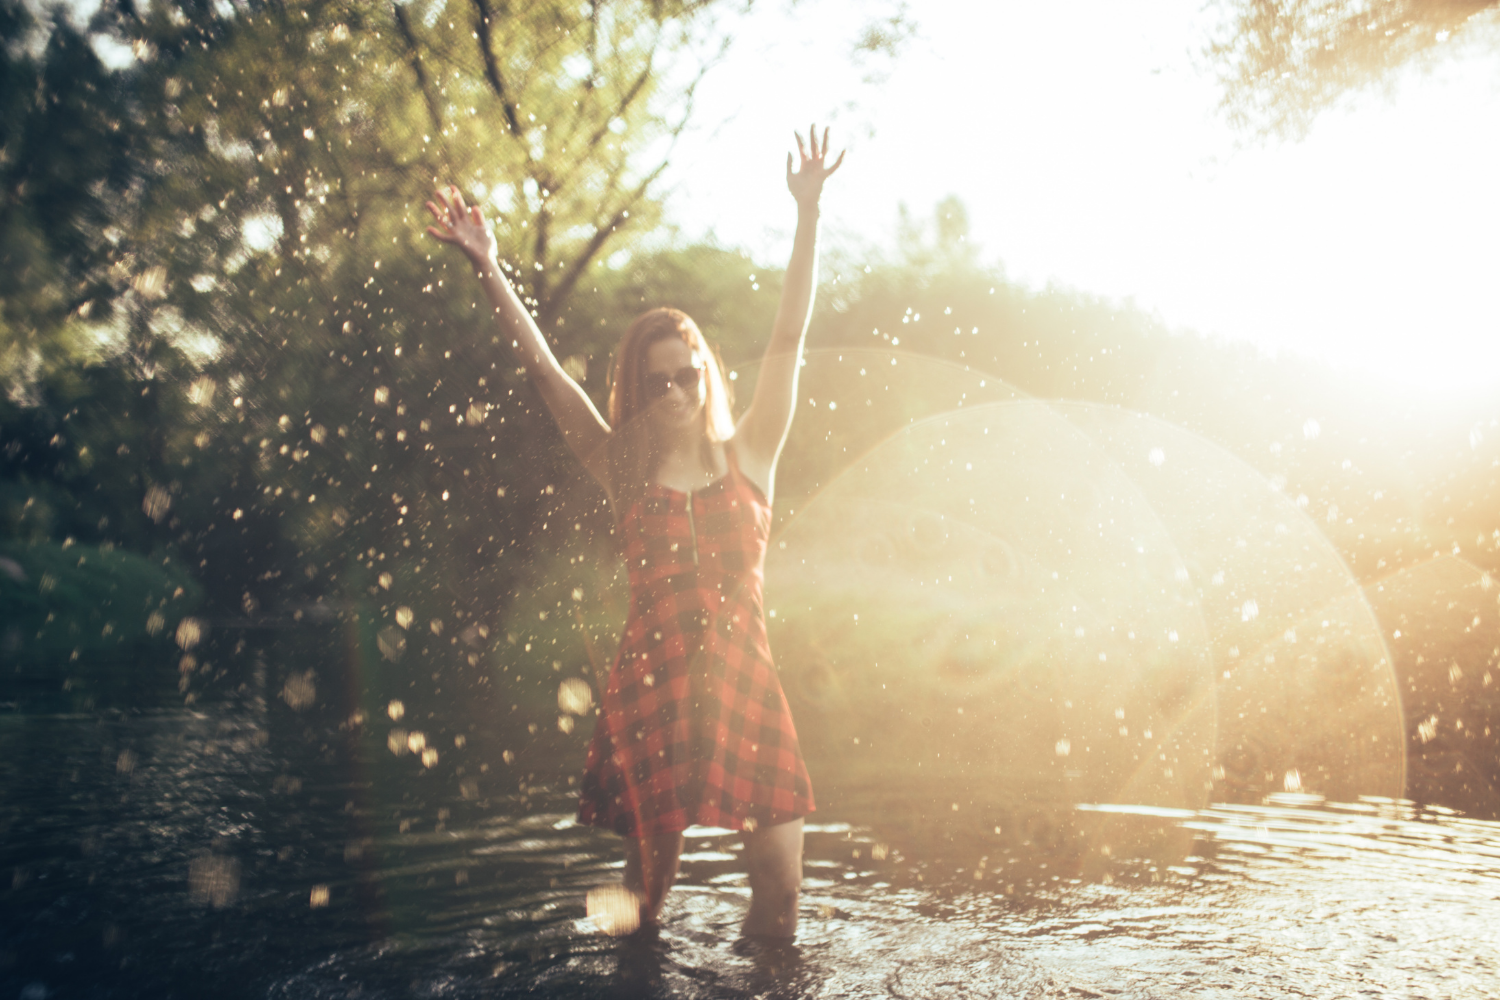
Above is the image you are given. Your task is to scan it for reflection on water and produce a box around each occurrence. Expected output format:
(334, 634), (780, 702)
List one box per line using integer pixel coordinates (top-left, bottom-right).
(3, 705), (1497, 999)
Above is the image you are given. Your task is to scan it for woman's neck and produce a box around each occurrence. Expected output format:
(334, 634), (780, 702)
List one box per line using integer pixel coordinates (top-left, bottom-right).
(653, 432), (726, 492)
(654, 418), (700, 457)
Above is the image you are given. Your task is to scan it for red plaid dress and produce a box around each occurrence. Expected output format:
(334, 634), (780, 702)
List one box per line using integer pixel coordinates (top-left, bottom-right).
(578, 447), (815, 837)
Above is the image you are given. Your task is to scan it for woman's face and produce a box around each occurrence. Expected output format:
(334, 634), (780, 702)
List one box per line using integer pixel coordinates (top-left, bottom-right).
(642, 336), (707, 433)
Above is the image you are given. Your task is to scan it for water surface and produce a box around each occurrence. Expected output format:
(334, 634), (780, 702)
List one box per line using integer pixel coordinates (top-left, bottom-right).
(3, 700), (1496, 999)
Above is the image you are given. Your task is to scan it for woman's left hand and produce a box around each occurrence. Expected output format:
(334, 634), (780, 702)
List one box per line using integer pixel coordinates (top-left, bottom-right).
(786, 125), (844, 207)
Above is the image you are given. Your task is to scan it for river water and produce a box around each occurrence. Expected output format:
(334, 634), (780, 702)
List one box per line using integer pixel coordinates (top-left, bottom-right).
(4, 685), (1497, 1000)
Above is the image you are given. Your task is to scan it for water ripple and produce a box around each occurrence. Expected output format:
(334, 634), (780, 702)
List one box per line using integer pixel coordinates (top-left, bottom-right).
(2, 709), (1498, 998)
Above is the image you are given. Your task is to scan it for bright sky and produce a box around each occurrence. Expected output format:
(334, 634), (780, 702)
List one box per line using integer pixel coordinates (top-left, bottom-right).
(664, 0), (1500, 394)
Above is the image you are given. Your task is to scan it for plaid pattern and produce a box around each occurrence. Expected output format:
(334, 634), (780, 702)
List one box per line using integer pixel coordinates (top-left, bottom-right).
(578, 450), (815, 837)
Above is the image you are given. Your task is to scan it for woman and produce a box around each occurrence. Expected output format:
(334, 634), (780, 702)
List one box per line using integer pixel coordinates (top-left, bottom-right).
(425, 126), (843, 940)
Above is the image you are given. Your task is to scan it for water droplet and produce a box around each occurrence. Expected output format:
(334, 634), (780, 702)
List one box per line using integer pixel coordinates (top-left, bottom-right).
(1148, 447), (1165, 467)
(377, 627), (406, 661)
(175, 618), (203, 650)
(586, 885), (640, 936)
(143, 485), (172, 523)
(280, 671), (315, 710)
(190, 854), (241, 908)
(131, 266), (167, 299)
(187, 377), (216, 405)
(558, 677), (593, 714)
(1303, 419), (1321, 440)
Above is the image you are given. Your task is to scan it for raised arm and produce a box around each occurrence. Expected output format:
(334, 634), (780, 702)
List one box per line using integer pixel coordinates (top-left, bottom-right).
(735, 127), (844, 495)
(425, 187), (612, 488)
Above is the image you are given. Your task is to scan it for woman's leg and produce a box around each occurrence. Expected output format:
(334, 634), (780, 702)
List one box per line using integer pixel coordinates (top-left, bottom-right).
(624, 831), (685, 927)
(742, 817), (804, 939)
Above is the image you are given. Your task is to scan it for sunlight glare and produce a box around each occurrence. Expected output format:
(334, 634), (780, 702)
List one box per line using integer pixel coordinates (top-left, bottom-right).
(670, 0), (1500, 393)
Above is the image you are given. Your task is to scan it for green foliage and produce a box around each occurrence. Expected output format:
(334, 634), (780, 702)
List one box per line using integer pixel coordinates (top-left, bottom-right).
(1207, 0), (1498, 138)
(0, 0), (744, 692)
(0, 538), (201, 668)
(0, 0), (139, 392)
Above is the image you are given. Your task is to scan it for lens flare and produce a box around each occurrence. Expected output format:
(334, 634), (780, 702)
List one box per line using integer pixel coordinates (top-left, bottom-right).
(768, 364), (1403, 874)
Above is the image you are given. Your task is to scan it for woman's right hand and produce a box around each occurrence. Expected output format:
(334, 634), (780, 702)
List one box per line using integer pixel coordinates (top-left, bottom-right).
(425, 186), (495, 263)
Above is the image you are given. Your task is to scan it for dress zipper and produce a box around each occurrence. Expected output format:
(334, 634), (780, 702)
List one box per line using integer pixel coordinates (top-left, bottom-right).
(685, 489), (700, 566)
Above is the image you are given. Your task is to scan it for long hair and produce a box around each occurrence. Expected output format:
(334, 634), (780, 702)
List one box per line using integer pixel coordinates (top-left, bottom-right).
(605, 307), (734, 508)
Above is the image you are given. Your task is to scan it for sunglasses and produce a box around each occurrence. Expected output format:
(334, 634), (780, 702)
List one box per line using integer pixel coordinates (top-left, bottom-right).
(642, 364), (705, 400)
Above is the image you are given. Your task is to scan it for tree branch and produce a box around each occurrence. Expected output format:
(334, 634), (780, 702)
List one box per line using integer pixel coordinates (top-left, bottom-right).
(471, 0), (527, 142)
(555, 57), (655, 194)
(391, 3), (446, 138)
(1211, 0), (1496, 138)
(586, 0), (599, 91)
(539, 158), (668, 324)
(539, 36), (721, 322)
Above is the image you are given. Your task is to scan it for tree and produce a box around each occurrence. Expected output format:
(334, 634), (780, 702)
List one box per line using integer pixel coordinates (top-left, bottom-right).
(1, 0), (751, 668)
(88, 0), (734, 332)
(1209, 0), (1499, 138)
(0, 0), (140, 398)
